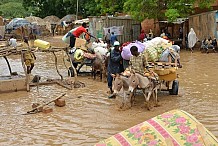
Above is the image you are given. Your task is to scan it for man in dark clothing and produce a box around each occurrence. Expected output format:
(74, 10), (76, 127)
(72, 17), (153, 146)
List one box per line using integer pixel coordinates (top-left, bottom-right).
(110, 32), (118, 46)
(51, 24), (56, 36)
(105, 29), (111, 45)
(107, 41), (122, 96)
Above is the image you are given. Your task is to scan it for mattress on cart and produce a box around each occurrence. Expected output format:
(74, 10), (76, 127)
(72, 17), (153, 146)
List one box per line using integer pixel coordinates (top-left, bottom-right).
(95, 110), (218, 146)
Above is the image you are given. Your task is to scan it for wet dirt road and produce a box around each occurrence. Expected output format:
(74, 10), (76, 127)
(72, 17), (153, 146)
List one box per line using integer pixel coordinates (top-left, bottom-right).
(0, 38), (217, 145)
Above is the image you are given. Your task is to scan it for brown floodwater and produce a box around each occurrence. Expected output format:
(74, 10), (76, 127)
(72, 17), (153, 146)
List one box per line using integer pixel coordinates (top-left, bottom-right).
(0, 38), (217, 145)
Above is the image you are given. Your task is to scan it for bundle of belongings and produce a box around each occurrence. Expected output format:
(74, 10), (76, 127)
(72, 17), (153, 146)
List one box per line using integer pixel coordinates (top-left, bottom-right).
(91, 39), (108, 56)
(141, 37), (181, 76)
(121, 40), (146, 60)
(143, 37), (181, 66)
(70, 39), (108, 62)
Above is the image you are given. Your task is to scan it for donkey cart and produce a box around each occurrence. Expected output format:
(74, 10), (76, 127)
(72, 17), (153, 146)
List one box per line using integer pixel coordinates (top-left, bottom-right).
(148, 62), (179, 95)
(67, 48), (96, 77)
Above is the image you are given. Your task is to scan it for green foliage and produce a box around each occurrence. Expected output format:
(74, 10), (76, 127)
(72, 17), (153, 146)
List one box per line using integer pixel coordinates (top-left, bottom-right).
(0, 2), (30, 18)
(23, 0), (78, 18)
(84, 0), (101, 16)
(95, 0), (126, 15)
(0, 0), (23, 5)
(124, 0), (161, 21)
(1, 0), (215, 21)
(124, 0), (216, 22)
(165, 9), (180, 22)
(198, 0), (215, 8)
(22, 0), (126, 18)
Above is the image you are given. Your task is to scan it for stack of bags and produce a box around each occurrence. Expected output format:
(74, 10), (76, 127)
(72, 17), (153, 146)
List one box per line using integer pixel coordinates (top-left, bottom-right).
(121, 40), (146, 60)
(143, 37), (171, 62)
(91, 40), (108, 56)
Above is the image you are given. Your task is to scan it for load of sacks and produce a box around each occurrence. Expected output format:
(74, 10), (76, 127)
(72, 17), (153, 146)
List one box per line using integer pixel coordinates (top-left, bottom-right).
(143, 37), (180, 63)
(91, 40), (108, 56)
(121, 37), (180, 64)
(71, 40), (108, 62)
(121, 40), (146, 60)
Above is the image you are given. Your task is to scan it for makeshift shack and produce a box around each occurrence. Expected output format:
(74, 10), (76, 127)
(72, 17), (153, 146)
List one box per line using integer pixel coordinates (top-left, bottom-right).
(55, 14), (76, 35)
(158, 18), (189, 48)
(189, 10), (218, 40)
(88, 16), (141, 43)
(25, 16), (50, 36)
(43, 15), (60, 33)
(4, 18), (32, 40)
(44, 15), (60, 24)
(74, 18), (89, 28)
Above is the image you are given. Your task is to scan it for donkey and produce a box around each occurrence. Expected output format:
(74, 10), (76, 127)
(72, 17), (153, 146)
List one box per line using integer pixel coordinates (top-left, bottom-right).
(128, 72), (159, 110)
(111, 74), (134, 108)
(92, 52), (107, 82)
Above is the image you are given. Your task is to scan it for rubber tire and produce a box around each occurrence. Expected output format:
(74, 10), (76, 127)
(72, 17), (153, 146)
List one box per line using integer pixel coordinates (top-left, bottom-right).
(68, 67), (75, 77)
(169, 80), (179, 95)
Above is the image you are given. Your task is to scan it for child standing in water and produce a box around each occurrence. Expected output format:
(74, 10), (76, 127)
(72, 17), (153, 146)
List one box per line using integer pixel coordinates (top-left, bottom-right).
(23, 38), (36, 74)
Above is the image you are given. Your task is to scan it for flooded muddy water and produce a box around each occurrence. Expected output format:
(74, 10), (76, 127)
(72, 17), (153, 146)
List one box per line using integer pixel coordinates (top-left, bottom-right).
(0, 38), (217, 145)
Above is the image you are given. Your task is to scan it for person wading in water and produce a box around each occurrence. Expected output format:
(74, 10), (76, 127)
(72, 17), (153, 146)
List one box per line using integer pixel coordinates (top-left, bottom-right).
(107, 41), (123, 98)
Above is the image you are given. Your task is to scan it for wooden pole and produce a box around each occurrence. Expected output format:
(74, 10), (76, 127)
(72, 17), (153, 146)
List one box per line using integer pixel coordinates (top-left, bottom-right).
(21, 51), (30, 92)
(55, 80), (72, 90)
(3, 56), (12, 75)
(52, 52), (63, 80)
(65, 48), (78, 83)
(24, 93), (66, 115)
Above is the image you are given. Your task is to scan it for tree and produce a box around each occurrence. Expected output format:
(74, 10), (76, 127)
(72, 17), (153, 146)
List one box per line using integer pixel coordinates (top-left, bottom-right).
(94, 0), (126, 15)
(83, 0), (101, 17)
(23, 0), (79, 18)
(124, 0), (216, 22)
(0, 2), (31, 18)
(22, 0), (127, 18)
(0, 0), (32, 18)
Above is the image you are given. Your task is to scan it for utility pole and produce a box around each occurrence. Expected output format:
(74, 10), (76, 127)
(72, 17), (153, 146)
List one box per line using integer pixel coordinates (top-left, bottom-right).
(76, 0), (78, 20)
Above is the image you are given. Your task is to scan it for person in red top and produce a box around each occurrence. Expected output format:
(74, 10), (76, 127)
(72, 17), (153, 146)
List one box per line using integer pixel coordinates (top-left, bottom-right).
(138, 30), (146, 42)
(69, 22), (90, 48)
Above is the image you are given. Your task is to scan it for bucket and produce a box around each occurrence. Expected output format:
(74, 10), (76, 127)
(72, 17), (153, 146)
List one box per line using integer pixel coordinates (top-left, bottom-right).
(34, 39), (51, 50)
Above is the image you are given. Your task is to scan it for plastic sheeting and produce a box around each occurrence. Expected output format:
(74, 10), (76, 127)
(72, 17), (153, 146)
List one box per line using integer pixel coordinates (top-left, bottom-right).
(6, 18), (32, 30)
(121, 41), (146, 60)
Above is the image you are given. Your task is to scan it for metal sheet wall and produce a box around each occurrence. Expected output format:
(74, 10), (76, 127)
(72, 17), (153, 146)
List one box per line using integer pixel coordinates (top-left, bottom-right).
(189, 11), (216, 40)
(89, 16), (140, 44)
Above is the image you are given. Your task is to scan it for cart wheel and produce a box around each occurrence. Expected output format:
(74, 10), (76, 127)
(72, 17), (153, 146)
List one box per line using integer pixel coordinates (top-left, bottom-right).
(68, 67), (75, 77)
(169, 80), (179, 95)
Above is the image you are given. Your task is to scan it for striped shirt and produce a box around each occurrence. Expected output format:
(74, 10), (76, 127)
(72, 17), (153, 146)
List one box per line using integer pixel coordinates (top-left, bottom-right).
(129, 53), (147, 74)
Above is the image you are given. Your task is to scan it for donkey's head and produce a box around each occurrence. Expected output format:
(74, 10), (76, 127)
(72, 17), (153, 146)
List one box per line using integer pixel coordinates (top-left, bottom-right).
(111, 74), (124, 94)
(128, 71), (139, 92)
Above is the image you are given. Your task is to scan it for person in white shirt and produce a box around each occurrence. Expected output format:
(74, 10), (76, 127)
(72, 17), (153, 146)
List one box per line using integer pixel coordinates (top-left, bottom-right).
(9, 36), (17, 48)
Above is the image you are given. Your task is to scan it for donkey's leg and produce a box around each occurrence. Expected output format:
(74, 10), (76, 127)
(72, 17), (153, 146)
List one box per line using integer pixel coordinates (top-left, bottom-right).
(145, 90), (153, 110)
(154, 88), (160, 107)
(102, 67), (106, 82)
(130, 89), (136, 106)
(93, 70), (97, 80)
(100, 70), (103, 81)
(159, 82), (162, 92)
(142, 89), (150, 110)
(130, 92), (133, 107)
(120, 92), (125, 109)
(126, 91), (132, 109)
